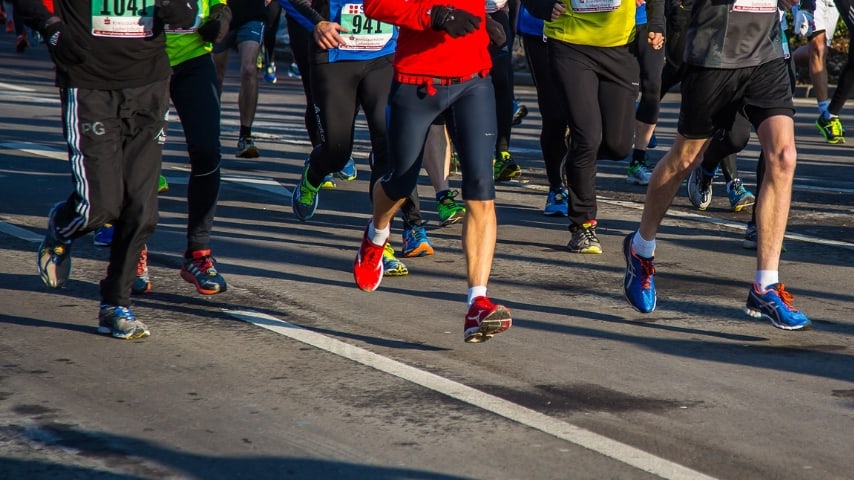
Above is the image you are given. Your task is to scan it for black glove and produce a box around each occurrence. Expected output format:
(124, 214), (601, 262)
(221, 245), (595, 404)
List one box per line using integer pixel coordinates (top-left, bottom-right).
(430, 5), (481, 38)
(44, 21), (90, 72)
(156, 0), (198, 29)
(197, 3), (232, 43)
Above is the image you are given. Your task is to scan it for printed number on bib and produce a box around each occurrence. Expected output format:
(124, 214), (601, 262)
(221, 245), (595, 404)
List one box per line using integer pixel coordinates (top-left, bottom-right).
(733, 0), (777, 13)
(570, 0), (621, 14)
(339, 3), (392, 51)
(92, 0), (155, 37)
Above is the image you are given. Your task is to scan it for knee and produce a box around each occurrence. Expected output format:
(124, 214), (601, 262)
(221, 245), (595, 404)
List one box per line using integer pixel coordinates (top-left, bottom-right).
(766, 144), (798, 177)
(240, 64), (257, 80)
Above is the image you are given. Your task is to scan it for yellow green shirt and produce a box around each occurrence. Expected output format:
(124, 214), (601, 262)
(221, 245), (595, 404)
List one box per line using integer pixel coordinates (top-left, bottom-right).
(165, 0), (227, 67)
(544, 0), (637, 47)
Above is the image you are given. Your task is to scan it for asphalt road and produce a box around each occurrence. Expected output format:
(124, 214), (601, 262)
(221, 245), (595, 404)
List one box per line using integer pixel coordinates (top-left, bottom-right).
(1, 34), (852, 480)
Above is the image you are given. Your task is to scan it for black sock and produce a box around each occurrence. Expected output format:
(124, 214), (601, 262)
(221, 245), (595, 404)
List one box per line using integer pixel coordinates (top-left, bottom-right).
(631, 149), (646, 166)
(239, 125), (251, 138)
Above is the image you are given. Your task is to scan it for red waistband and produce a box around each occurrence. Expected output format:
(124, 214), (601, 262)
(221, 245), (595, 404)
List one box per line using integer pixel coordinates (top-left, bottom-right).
(395, 71), (486, 95)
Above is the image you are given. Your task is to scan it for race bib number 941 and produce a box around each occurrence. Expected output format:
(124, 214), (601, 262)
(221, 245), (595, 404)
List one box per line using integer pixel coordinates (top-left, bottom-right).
(339, 3), (392, 51)
(91, 0), (155, 38)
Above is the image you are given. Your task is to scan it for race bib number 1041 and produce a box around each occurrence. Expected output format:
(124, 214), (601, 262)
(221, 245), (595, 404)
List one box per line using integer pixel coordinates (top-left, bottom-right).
(91, 0), (155, 38)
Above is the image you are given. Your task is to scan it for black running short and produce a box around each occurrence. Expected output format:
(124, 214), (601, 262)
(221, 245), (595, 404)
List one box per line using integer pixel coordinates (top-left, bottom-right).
(677, 58), (794, 139)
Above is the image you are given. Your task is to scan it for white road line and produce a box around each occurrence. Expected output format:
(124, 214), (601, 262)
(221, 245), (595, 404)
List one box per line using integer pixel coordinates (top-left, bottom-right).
(0, 220), (42, 243)
(0, 141), (67, 161)
(226, 309), (717, 480)
(0, 82), (36, 92)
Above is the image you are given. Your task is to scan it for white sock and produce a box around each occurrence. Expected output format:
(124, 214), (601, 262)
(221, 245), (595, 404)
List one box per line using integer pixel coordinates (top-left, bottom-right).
(467, 286), (487, 306)
(368, 221), (389, 246)
(755, 270), (779, 291)
(631, 231), (656, 258)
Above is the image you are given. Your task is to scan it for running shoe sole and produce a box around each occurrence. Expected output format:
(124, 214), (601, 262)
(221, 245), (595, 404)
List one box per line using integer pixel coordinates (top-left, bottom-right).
(464, 306), (512, 343)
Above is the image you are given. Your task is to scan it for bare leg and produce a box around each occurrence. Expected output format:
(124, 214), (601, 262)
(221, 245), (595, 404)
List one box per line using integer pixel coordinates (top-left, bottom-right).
(422, 123), (451, 194)
(462, 200), (496, 288)
(371, 180), (406, 231)
(809, 33), (829, 105)
(638, 134), (709, 240)
(237, 41), (261, 129)
(753, 115), (796, 272)
(634, 121), (656, 151)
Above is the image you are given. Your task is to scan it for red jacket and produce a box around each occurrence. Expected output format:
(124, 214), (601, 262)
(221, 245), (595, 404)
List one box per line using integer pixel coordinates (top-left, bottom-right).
(364, 0), (491, 78)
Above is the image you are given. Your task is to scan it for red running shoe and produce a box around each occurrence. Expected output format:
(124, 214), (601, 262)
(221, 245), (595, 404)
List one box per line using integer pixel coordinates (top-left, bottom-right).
(180, 249), (227, 295)
(464, 296), (512, 343)
(354, 224), (384, 291)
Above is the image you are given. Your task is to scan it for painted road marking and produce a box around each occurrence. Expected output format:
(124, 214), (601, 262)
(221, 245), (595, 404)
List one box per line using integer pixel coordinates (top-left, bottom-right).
(227, 309), (717, 480)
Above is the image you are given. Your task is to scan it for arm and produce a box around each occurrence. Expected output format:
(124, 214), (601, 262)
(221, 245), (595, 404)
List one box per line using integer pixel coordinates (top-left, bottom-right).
(287, 0), (325, 25)
(279, 0), (320, 31)
(287, 0), (348, 49)
(645, 0), (665, 36)
(363, 0), (433, 30)
(519, 0), (560, 22)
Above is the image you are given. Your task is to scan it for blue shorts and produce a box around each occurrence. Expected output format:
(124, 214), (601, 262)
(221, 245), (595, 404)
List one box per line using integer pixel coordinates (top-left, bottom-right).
(381, 76), (497, 202)
(213, 20), (265, 53)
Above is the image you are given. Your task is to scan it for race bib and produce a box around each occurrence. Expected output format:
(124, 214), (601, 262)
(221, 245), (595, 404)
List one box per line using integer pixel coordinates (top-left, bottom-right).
(338, 3), (392, 51)
(91, 0), (155, 38)
(165, 13), (203, 34)
(733, 0), (777, 13)
(569, 0), (621, 13)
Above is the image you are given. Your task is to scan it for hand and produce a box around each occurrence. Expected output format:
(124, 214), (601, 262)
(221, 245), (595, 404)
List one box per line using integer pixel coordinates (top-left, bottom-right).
(197, 3), (231, 43)
(313, 20), (348, 49)
(44, 21), (90, 72)
(485, 15), (505, 46)
(647, 31), (664, 50)
(550, 2), (566, 21)
(156, 0), (198, 29)
(794, 9), (815, 37)
(430, 5), (481, 38)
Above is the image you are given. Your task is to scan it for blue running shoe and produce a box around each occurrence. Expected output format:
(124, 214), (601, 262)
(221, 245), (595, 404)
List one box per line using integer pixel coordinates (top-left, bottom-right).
(93, 224), (114, 247)
(98, 304), (150, 339)
(511, 99), (528, 126)
(292, 165), (320, 221)
(264, 63), (277, 84)
(336, 157), (357, 181)
(727, 178), (755, 212)
(623, 233), (656, 313)
(37, 202), (73, 289)
(745, 283), (812, 331)
(402, 224), (434, 257)
(382, 243), (408, 276)
(304, 158), (336, 189)
(544, 188), (568, 217)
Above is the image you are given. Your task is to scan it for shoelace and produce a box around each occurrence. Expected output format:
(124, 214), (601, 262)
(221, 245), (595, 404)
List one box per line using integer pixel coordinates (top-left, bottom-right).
(440, 190), (462, 208)
(639, 258), (656, 290)
(831, 120), (844, 136)
(108, 305), (136, 321)
(367, 243), (386, 264)
(299, 180), (317, 206)
(579, 226), (598, 244)
(190, 254), (216, 275)
(408, 227), (428, 244)
(136, 250), (148, 277)
(772, 284), (799, 311)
